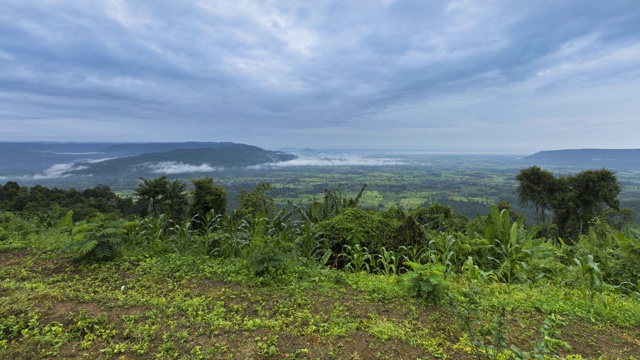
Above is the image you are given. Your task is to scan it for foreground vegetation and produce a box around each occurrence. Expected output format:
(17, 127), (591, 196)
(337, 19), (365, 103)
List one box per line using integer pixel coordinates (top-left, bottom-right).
(1, 172), (640, 359)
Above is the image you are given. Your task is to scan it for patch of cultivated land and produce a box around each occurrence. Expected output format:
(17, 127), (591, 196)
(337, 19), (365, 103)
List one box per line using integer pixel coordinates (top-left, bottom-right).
(1, 248), (639, 359)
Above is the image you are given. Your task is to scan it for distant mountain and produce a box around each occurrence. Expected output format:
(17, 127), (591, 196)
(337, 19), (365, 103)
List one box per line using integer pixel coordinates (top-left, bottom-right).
(72, 143), (296, 176)
(523, 149), (640, 170)
(0, 142), (297, 180)
(0, 142), (112, 153)
(102, 142), (237, 155)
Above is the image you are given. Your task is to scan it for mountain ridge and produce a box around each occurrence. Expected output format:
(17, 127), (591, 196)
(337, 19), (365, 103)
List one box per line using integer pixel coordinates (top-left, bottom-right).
(524, 149), (640, 170)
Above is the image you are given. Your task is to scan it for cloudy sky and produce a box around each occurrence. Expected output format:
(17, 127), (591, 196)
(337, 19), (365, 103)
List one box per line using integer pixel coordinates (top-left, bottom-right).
(1, 1), (639, 153)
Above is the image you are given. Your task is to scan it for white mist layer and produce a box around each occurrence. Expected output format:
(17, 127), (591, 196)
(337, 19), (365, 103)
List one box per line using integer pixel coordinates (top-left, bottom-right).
(84, 157), (117, 164)
(32, 163), (88, 179)
(248, 153), (405, 169)
(147, 162), (221, 174)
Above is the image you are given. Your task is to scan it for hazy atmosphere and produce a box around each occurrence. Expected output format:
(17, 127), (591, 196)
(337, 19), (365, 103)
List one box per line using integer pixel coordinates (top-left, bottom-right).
(1, 0), (639, 152)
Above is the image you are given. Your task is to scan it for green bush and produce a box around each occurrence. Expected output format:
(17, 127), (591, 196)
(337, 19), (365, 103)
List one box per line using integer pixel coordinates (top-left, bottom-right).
(403, 262), (450, 304)
(0, 211), (36, 242)
(320, 207), (402, 255)
(572, 219), (640, 287)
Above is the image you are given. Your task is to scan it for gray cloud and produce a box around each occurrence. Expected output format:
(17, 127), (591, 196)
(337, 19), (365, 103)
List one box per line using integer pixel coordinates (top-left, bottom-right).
(1, 0), (639, 151)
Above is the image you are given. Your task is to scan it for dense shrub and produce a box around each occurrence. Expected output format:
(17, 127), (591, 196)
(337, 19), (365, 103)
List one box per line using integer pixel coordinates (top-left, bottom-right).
(320, 207), (403, 255)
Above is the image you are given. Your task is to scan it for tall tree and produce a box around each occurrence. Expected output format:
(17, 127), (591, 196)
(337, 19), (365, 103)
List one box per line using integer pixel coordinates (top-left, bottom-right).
(134, 176), (188, 221)
(515, 166), (556, 224)
(190, 177), (227, 223)
(552, 169), (620, 240)
(237, 182), (275, 219)
(134, 176), (170, 217)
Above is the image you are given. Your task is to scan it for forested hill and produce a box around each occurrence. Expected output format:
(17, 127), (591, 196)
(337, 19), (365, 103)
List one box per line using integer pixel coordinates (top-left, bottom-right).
(72, 143), (296, 176)
(524, 149), (640, 170)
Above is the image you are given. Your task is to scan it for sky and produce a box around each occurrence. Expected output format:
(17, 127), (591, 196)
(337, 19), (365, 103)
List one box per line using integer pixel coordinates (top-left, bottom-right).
(1, 0), (639, 153)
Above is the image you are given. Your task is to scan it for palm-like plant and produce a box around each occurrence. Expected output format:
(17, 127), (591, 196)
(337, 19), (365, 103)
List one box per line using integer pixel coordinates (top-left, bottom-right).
(485, 206), (540, 287)
(65, 218), (125, 261)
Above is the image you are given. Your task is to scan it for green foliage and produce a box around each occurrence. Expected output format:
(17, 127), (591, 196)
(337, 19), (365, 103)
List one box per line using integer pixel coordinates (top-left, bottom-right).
(572, 218), (640, 287)
(169, 219), (200, 256)
(38, 203), (73, 230)
(125, 214), (170, 251)
(614, 222), (640, 287)
(0, 211), (36, 243)
(237, 182), (276, 220)
(510, 314), (571, 359)
(3, 162), (640, 359)
(395, 212), (427, 247)
(319, 183), (367, 220)
(0, 310), (40, 345)
(207, 211), (251, 258)
(569, 255), (606, 305)
(412, 202), (468, 232)
(452, 258), (504, 360)
(255, 334), (279, 358)
(452, 257), (571, 360)
(1, 182), (134, 222)
(65, 216), (126, 261)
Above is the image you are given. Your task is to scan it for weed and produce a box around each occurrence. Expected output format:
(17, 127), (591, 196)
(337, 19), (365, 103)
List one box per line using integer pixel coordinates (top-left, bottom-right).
(403, 262), (450, 304)
(256, 334), (279, 358)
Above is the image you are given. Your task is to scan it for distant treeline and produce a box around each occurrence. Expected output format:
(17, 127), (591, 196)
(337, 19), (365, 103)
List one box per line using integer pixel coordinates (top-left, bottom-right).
(0, 181), (139, 221)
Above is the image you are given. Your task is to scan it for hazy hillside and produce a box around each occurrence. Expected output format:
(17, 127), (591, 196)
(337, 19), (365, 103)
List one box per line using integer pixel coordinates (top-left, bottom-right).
(0, 142), (296, 180)
(524, 149), (640, 170)
(101, 142), (237, 155)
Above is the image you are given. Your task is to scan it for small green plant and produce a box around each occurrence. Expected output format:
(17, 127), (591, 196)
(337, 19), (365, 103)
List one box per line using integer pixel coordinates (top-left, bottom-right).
(570, 255), (607, 305)
(341, 244), (372, 273)
(398, 244), (430, 267)
(376, 247), (400, 276)
(39, 203), (73, 230)
(453, 257), (504, 360)
(485, 206), (540, 288)
(208, 212), (251, 258)
(511, 314), (571, 359)
(294, 220), (324, 264)
(169, 219), (198, 256)
(256, 334), (279, 358)
(426, 233), (458, 277)
(0, 310), (40, 345)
